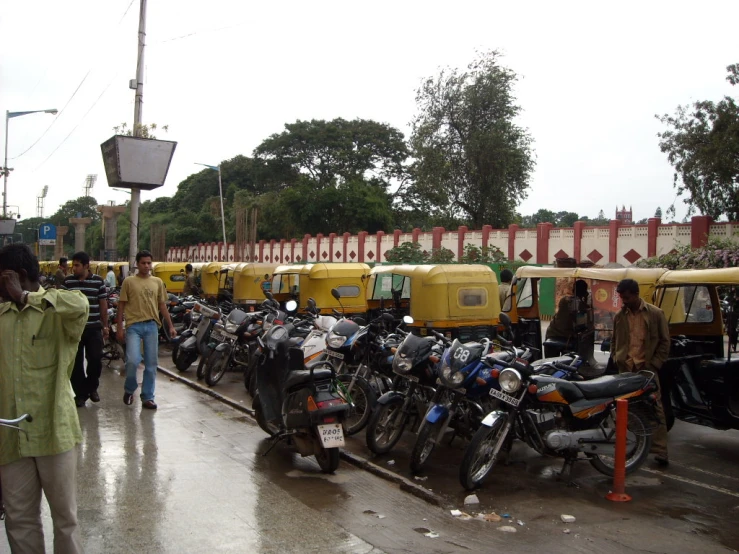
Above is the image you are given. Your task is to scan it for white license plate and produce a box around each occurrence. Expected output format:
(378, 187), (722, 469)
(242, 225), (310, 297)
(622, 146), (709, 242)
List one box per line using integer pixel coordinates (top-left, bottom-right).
(490, 388), (520, 407)
(326, 350), (344, 360)
(317, 423), (345, 447)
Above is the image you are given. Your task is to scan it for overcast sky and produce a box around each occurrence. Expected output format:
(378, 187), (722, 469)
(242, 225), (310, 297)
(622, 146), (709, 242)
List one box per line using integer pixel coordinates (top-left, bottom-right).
(1, 0), (737, 229)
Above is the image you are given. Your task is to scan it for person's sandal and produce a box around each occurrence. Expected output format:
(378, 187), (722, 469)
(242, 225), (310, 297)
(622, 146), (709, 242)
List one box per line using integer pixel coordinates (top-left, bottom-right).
(142, 400), (158, 410)
(123, 392), (133, 406)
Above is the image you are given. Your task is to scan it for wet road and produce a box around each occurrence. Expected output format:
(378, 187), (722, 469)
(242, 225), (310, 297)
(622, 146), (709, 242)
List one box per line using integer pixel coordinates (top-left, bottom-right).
(158, 345), (739, 553)
(2, 351), (737, 553)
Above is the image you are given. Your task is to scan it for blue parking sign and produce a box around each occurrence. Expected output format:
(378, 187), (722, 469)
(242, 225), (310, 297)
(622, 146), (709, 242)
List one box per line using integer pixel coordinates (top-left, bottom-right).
(39, 223), (57, 246)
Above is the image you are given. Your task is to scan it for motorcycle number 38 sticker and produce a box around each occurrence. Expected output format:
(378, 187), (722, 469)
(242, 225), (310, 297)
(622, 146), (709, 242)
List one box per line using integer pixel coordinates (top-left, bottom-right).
(318, 423), (345, 448)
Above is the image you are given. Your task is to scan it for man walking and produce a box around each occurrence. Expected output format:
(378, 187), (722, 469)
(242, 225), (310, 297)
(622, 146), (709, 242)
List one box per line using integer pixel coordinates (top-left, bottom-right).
(182, 263), (199, 296)
(55, 257), (68, 288)
(62, 251), (109, 407)
(611, 278), (671, 466)
(116, 250), (176, 410)
(0, 243), (88, 553)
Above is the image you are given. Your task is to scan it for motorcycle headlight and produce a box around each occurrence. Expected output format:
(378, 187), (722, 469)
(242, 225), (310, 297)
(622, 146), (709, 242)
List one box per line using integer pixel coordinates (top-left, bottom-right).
(441, 366), (466, 387)
(327, 333), (347, 348)
(393, 356), (413, 374)
(499, 369), (522, 393)
(225, 323), (238, 334)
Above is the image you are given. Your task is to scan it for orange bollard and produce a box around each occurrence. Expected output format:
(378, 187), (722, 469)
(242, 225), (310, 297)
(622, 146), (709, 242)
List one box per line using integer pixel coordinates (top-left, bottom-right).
(606, 398), (632, 502)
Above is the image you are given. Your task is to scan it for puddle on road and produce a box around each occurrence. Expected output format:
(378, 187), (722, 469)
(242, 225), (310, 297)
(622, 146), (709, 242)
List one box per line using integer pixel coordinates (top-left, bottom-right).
(286, 469), (351, 484)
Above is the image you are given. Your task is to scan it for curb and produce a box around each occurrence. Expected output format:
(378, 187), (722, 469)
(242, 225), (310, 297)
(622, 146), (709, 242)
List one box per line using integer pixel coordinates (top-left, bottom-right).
(157, 364), (447, 508)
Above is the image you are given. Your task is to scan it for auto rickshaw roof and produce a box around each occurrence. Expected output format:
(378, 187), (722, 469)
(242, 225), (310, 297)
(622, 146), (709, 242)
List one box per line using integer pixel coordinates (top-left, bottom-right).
(306, 263), (370, 279)
(152, 262), (188, 272)
(273, 264), (313, 276)
(515, 266), (667, 284)
(371, 264), (496, 284)
(232, 262), (277, 276)
(202, 261), (236, 274)
(658, 268), (739, 286)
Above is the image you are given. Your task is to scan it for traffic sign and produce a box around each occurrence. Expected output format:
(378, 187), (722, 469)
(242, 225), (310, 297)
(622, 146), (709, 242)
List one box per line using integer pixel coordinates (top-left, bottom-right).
(39, 223), (57, 246)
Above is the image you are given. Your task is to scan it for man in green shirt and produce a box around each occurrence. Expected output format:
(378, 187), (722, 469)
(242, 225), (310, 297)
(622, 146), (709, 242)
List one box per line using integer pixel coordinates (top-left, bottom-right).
(0, 243), (88, 553)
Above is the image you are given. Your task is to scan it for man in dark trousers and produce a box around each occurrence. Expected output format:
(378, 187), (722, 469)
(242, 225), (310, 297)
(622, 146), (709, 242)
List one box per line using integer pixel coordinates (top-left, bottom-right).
(62, 251), (109, 407)
(611, 278), (671, 466)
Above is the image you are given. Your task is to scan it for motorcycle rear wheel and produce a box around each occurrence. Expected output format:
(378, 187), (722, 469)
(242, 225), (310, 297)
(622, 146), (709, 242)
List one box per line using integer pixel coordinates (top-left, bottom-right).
(315, 446), (340, 474)
(336, 374), (375, 436)
(589, 409), (652, 477)
(410, 419), (444, 473)
(204, 349), (230, 386)
(366, 401), (408, 454)
(459, 416), (510, 490)
(175, 349), (197, 372)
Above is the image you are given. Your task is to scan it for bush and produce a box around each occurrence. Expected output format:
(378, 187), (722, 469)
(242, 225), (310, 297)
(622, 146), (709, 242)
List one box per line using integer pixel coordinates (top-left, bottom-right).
(637, 236), (739, 269)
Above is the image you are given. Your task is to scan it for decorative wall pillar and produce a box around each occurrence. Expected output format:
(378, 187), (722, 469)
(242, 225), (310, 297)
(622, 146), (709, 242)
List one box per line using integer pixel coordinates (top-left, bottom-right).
(329, 233), (337, 262)
(343, 232), (351, 262)
(608, 219), (621, 263)
(69, 217), (92, 253)
(507, 224), (519, 261)
(536, 222), (553, 264)
(393, 229), (402, 247)
(481, 225), (492, 249)
(457, 226), (468, 260)
(647, 218), (661, 258)
(375, 231), (385, 262)
(301, 234), (310, 263)
(573, 221), (586, 263)
(357, 231), (368, 262)
(412, 228), (421, 244)
(691, 215), (713, 248)
(432, 227), (444, 251)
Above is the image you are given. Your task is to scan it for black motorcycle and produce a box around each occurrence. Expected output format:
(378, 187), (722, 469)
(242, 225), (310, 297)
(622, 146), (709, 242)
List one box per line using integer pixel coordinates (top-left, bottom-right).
(172, 302), (221, 372)
(365, 316), (442, 454)
(253, 310), (351, 474)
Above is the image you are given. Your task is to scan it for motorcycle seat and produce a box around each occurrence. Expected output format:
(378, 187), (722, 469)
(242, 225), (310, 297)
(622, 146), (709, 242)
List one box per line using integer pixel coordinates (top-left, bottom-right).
(701, 357), (739, 371)
(284, 368), (334, 390)
(543, 338), (575, 351)
(572, 373), (648, 399)
(531, 356), (572, 368)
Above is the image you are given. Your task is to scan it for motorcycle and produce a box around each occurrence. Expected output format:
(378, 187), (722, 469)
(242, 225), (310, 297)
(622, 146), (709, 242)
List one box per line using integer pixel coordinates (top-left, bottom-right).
(365, 316), (443, 454)
(171, 302), (221, 372)
(409, 331), (523, 473)
(458, 346), (661, 490)
(253, 303), (351, 473)
(203, 306), (265, 387)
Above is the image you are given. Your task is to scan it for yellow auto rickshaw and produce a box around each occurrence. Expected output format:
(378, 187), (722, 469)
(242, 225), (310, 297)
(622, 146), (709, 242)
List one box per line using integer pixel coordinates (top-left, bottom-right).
(270, 264), (307, 304)
(299, 263), (370, 315)
(200, 261), (236, 300)
(367, 264), (501, 341)
(152, 262), (188, 294)
(233, 263), (278, 308)
(649, 267), (739, 432)
(513, 266), (668, 360)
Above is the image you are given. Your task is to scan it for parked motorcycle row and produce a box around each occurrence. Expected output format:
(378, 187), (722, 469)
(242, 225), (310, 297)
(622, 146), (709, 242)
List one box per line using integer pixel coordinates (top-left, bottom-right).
(171, 289), (662, 487)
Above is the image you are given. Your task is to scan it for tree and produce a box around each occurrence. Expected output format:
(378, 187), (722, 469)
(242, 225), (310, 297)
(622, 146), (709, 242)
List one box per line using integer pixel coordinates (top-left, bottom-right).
(655, 206), (663, 218)
(254, 118), (409, 191)
(384, 242), (428, 263)
(408, 50), (535, 229)
(656, 64), (739, 220)
(458, 243), (505, 263)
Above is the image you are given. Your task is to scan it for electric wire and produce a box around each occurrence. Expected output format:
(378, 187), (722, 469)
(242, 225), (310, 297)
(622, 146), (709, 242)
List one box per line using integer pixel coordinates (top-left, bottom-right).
(9, 0), (137, 161)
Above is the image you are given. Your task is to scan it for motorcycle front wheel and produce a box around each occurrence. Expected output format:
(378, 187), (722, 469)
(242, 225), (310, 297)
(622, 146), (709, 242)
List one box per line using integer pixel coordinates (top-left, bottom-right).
(410, 419), (444, 473)
(204, 349), (230, 386)
(589, 409), (652, 477)
(459, 416), (511, 490)
(366, 401), (408, 454)
(253, 395), (279, 437)
(336, 374), (375, 436)
(196, 351), (210, 380)
(175, 349), (198, 372)
(315, 446), (340, 474)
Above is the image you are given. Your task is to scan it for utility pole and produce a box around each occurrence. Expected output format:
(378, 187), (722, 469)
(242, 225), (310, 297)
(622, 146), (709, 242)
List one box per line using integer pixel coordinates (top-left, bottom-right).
(129, 0), (147, 270)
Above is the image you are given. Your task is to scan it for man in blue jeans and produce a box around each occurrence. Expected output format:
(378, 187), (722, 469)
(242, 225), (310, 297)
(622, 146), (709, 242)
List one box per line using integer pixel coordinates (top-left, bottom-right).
(116, 250), (176, 409)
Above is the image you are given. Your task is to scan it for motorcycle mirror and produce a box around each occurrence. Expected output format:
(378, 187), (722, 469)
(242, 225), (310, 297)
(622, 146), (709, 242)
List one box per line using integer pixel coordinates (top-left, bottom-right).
(331, 288), (341, 300)
(285, 300), (298, 312)
(402, 315), (414, 325)
(307, 298), (316, 309)
(499, 312), (512, 327)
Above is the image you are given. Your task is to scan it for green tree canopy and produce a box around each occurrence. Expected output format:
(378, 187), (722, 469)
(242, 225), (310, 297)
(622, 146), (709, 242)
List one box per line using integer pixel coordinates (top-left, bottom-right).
(657, 63), (739, 220)
(408, 50), (535, 229)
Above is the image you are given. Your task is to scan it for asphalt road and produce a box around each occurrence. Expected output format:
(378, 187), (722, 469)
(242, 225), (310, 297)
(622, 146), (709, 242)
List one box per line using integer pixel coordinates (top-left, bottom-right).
(159, 344), (739, 553)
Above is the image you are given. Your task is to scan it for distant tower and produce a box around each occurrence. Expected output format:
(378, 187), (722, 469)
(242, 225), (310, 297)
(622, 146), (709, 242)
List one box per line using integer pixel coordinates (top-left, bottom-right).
(615, 205), (633, 224)
(83, 174), (97, 196)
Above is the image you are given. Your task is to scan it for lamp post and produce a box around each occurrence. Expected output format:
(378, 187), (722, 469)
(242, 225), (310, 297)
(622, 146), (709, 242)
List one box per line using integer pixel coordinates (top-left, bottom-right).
(3, 109), (58, 218)
(194, 163), (227, 254)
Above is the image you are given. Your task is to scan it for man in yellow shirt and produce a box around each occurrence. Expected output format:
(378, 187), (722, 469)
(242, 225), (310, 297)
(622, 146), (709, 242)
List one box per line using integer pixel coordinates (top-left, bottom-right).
(0, 243), (88, 553)
(116, 250), (176, 410)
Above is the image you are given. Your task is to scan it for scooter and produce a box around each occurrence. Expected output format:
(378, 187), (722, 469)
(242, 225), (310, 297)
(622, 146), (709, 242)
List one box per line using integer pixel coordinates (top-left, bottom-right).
(252, 301), (351, 474)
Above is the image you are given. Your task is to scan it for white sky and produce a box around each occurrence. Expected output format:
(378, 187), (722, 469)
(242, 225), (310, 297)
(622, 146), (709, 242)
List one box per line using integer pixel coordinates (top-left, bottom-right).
(1, 0), (737, 228)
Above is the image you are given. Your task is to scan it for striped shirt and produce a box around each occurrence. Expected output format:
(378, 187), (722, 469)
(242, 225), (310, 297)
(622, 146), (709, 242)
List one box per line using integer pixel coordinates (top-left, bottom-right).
(62, 272), (108, 328)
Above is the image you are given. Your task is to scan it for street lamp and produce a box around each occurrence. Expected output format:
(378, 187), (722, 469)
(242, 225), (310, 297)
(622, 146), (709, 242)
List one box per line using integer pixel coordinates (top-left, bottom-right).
(3, 108), (58, 218)
(194, 163), (227, 252)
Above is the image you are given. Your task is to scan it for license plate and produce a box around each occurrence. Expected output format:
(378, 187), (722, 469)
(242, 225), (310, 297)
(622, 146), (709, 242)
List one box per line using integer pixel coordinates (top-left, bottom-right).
(326, 350), (344, 360)
(317, 423), (345, 447)
(490, 388), (520, 407)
